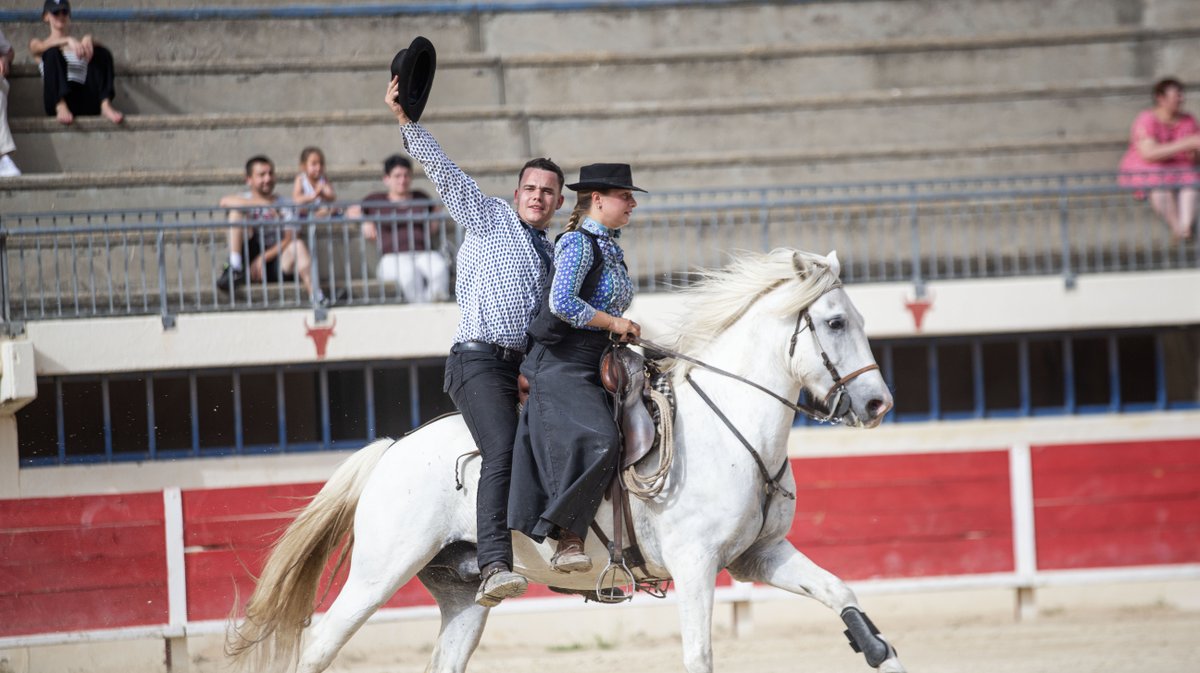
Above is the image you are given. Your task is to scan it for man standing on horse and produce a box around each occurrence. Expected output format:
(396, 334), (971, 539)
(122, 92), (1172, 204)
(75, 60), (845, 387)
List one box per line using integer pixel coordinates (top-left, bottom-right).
(385, 73), (565, 607)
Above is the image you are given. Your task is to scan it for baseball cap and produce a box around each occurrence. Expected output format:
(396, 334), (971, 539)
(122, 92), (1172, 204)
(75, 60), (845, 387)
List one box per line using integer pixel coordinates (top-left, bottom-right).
(43, 0), (71, 15)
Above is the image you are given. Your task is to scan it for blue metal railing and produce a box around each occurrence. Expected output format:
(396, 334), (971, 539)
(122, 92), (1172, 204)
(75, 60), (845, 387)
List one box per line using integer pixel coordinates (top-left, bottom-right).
(1, 171), (1196, 327)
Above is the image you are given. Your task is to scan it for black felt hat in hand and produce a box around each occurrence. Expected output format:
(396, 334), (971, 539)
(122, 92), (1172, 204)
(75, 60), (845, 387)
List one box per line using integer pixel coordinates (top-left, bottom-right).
(390, 36), (437, 122)
(567, 163), (647, 192)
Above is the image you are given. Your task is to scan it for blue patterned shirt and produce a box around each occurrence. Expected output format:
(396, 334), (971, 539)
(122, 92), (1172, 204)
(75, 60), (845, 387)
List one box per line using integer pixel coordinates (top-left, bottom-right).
(400, 123), (554, 350)
(550, 218), (635, 330)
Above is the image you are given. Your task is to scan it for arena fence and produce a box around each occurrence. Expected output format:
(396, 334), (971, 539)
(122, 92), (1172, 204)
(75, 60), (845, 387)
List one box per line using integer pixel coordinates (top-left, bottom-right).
(0, 171), (1196, 330)
(1, 436), (1197, 670)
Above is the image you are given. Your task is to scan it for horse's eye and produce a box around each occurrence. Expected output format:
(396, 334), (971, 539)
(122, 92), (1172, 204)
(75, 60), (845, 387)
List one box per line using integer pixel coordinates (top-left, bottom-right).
(827, 317), (846, 330)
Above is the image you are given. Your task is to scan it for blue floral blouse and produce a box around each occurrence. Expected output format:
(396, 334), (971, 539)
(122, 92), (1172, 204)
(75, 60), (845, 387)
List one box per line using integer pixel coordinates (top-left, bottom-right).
(549, 218), (635, 329)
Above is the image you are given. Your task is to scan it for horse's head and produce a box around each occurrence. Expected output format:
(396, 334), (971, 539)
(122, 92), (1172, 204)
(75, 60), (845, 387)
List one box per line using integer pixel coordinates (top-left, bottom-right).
(784, 251), (893, 428)
(667, 248), (893, 428)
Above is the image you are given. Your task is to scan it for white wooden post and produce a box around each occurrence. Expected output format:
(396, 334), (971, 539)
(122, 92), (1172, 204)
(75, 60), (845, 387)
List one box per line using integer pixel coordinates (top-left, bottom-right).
(731, 579), (754, 638)
(163, 488), (190, 672)
(1009, 443), (1039, 621)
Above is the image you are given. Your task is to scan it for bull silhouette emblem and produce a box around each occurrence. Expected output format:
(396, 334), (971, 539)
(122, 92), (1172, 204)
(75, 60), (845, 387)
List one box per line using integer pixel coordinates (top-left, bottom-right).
(305, 316), (336, 359)
(903, 289), (935, 332)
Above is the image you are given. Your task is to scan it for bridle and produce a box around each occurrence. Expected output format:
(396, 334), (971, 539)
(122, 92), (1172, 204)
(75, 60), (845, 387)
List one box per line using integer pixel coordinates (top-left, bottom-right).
(637, 283), (879, 427)
(629, 282), (881, 520)
(787, 292), (881, 423)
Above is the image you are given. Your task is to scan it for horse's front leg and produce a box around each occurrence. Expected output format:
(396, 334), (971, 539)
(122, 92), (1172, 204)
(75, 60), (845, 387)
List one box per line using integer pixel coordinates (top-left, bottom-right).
(667, 555), (722, 673)
(727, 539), (906, 673)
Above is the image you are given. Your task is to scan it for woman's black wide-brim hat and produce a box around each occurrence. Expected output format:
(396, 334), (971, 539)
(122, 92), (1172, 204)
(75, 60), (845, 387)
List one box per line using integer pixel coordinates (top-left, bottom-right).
(567, 163), (647, 192)
(390, 36), (437, 122)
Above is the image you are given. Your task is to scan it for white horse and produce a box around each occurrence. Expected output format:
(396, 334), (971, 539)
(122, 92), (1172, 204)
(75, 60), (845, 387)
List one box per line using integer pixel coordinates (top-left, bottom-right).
(227, 248), (905, 673)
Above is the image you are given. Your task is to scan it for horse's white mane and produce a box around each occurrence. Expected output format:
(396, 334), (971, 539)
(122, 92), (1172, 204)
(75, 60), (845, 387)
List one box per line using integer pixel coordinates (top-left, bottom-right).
(664, 248), (842, 373)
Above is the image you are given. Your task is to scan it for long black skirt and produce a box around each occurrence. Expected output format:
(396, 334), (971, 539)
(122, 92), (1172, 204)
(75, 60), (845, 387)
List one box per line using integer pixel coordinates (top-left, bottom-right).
(508, 329), (619, 543)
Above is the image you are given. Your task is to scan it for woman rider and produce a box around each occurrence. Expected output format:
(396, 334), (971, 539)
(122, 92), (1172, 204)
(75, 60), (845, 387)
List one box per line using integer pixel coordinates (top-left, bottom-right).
(508, 163), (645, 571)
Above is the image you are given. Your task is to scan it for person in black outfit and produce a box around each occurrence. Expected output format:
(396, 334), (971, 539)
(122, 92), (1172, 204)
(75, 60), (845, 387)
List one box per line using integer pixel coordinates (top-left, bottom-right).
(30, 0), (124, 125)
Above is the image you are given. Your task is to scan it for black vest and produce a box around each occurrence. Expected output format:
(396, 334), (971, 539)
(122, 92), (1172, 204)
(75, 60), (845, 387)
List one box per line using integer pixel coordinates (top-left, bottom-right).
(526, 230), (607, 346)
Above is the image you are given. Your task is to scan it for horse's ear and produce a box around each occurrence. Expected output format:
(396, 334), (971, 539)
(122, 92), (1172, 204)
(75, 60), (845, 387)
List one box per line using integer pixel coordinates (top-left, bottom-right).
(793, 250), (835, 280)
(792, 251), (812, 279)
(825, 250), (842, 278)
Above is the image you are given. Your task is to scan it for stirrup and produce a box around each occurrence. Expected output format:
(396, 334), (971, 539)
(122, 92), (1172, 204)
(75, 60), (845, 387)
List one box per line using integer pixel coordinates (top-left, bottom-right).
(595, 559), (634, 604)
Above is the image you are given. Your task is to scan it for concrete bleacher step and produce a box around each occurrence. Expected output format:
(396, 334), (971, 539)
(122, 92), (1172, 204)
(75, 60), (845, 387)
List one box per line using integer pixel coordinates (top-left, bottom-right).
(0, 0), (1161, 63)
(7, 79), (1150, 175)
(4, 0), (1192, 213)
(7, 26), (1197, 118)
(5, 55), (505, 118)
(1, 135), (1126, 214)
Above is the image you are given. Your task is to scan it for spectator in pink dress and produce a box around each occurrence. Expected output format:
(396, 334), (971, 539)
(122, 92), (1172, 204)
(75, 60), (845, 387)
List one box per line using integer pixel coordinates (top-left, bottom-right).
(1118, 78), (1200, 242)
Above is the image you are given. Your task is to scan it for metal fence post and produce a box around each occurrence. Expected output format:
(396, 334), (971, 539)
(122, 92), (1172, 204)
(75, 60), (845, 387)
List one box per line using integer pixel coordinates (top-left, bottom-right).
(1058, 176), (1076, 290)
(156, 224), (176, 329)
(759, 188), (771, 253)
(0, 223), (16, 336)
(309, 223), (327, 322)
(908, 185), (925, 298)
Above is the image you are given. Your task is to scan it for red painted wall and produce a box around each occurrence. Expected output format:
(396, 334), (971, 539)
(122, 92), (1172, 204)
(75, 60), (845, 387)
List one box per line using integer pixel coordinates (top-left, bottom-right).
(182, 483), (434, 622)
(1032, 438), (1200, 570)
(787, 451), (1014, 579)
(3, 439), (1198, 639)
(0, 492), (168, 637)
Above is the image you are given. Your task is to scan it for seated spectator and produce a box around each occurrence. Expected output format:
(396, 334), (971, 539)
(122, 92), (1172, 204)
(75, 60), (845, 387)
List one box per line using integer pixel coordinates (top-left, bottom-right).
(1118, 77), (1200, 242)
(30, 0), (124, 126)
(0, 28), (19, 176)
(291, 146), (337, 220)
(344, 154), (449, 302)
(217, 155), (330, 305)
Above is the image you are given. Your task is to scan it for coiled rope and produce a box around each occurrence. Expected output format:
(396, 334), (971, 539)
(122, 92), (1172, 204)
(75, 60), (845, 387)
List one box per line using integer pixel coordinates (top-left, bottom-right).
(622, 388), (675, 499)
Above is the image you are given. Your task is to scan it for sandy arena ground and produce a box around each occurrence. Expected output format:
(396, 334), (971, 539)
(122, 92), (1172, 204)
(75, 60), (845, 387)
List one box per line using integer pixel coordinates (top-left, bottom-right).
(4, 580), (1198, 672)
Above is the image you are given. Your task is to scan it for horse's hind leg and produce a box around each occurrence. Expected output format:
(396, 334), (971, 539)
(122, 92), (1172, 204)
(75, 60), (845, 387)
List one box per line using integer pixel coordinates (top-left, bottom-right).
(295, 561), (417, 673)
(727, 539), (907, 673)
(418, 565), (491, 673)
(297, 538), (444, 673)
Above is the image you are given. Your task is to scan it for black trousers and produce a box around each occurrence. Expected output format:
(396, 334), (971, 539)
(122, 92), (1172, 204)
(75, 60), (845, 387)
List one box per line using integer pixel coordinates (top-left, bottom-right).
(41, 45), (118, 117)
(444, 347), (522, 570)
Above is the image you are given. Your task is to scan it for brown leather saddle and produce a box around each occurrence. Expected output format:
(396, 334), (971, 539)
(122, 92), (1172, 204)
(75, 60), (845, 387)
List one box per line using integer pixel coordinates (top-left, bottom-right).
(592, 343), (672, 600)
(599, 345), (659, 469)
(516, 346), (657, 470)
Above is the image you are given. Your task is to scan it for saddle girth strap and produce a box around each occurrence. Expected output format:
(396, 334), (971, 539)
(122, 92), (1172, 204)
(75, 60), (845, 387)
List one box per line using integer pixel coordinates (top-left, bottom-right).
(610, 467), (624, 566)
(621, 482), (650, 573)
(607, 345), (625, 567)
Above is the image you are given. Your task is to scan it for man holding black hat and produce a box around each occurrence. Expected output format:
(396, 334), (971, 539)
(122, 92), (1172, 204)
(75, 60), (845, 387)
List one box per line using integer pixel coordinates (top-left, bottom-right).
(385, 59), (565, 607)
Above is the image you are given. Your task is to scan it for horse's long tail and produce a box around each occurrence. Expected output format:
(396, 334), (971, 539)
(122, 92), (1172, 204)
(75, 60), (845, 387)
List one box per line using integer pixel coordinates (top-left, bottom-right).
(225, 438), (395, 672)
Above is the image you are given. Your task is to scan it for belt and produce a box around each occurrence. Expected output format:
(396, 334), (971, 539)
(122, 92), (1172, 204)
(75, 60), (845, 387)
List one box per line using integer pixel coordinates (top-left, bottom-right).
(451, 340), (525, 363)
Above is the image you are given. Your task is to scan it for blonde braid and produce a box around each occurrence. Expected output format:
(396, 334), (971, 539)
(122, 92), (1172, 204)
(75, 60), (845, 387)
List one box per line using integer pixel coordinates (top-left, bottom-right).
(564, 191), (596, 232)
